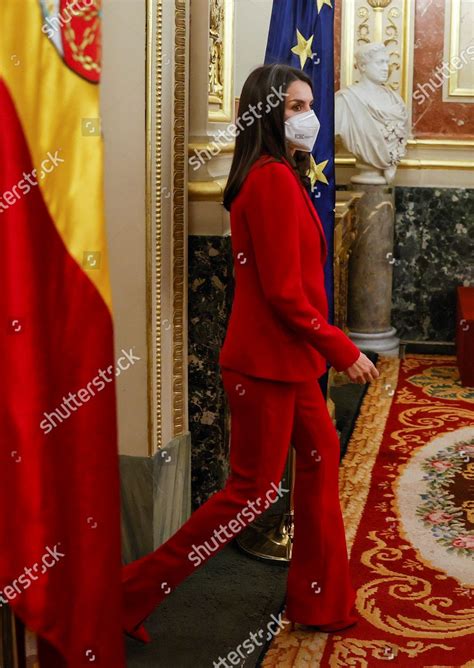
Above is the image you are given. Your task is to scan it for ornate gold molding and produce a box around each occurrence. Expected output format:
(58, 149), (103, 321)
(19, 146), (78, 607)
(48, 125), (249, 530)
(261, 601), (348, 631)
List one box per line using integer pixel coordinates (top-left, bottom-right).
(172, 0), (187, 438)
(407, 138), (474, 148)
(146, 0), (162, 453)
(188, 178), (227, 201)
(367, 0), (393, 42)
(336, 155), (474, 170)
(208, 0), (234, 122)
(447, 0), (474, 97)
(187, 140), (234, 154)
(146, 0), (188, 451)
(337, 138), (474, 171)
(333, 192), (361, 333)
(399, 158), (474, 170)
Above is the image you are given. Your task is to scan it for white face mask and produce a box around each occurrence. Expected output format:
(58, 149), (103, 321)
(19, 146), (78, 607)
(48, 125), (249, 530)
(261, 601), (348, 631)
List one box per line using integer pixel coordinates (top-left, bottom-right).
(284, 109), (321, 153)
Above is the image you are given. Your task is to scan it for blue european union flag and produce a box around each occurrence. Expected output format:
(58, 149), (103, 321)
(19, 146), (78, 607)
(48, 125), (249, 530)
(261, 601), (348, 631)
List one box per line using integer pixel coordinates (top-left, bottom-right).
(264, 0), (336, 331)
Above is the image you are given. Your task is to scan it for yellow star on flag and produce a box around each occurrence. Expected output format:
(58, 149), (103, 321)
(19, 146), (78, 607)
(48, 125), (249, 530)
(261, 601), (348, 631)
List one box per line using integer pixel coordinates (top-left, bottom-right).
(308, 155), (329, 189)
(316, 0), (333, 12)
(291, 29), (314, 70)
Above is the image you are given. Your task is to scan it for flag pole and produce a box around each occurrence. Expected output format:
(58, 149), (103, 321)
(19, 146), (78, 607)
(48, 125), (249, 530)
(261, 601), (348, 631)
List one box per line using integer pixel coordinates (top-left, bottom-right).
(236, 446), (295, 562)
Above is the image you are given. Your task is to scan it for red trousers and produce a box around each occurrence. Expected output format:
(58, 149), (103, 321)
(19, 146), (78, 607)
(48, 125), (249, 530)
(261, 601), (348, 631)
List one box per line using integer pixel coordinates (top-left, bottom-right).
(122, 368), (356, 630)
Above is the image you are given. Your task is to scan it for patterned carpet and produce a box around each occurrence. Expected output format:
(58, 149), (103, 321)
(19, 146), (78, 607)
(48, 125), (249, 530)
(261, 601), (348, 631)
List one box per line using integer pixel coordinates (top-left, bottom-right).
(262, 354), (474, 667)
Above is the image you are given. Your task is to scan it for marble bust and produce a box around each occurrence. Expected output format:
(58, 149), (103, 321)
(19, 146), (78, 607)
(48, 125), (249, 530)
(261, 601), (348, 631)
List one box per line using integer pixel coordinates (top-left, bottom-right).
(335, 43), (409, 184)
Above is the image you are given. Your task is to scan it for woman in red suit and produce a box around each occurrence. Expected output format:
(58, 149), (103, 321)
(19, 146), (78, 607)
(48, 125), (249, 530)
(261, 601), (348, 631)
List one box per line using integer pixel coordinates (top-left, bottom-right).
(123, 64), (379, 643)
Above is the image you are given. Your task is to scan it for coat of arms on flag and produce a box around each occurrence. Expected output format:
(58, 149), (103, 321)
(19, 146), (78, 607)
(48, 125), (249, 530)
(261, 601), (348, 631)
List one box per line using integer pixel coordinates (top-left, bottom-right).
(38, 0), (101, 82)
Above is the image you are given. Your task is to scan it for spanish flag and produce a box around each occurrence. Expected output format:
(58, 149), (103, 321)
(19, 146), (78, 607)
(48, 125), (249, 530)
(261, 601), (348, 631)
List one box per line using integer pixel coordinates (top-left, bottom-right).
(0, 2), (124, 665)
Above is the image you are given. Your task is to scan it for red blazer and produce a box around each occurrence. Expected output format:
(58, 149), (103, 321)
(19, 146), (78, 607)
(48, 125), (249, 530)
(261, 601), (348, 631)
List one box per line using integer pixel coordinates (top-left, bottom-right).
(218, 154), (360, 382)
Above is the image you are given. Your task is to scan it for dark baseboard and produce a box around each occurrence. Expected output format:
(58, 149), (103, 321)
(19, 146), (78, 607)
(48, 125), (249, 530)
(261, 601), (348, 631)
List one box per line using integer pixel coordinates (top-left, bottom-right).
(399, 340), (456, 356)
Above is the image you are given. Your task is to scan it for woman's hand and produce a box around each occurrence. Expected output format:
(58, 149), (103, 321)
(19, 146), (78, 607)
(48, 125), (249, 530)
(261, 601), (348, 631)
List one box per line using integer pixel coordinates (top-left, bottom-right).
(344, 352), (379, 384)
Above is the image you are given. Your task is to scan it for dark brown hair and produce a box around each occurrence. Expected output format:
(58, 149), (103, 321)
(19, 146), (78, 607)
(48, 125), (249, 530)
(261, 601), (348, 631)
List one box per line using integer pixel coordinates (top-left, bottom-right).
(223, 64), (314, 212)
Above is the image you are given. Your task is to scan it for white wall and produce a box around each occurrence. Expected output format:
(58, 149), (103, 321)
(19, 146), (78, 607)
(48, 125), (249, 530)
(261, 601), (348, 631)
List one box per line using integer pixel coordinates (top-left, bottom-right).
(234, 0), (273, 96)
(101, 0), (148, 456)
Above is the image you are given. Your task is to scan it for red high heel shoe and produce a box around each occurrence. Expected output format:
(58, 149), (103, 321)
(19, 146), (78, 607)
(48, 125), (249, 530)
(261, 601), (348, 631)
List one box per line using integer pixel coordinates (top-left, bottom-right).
(122, 567), (153, 643)
(313, 614), (358, 632)
(288, 614), (358, 633)
(124, 621), (152, 644)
